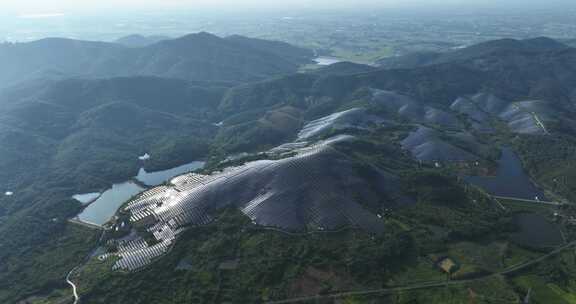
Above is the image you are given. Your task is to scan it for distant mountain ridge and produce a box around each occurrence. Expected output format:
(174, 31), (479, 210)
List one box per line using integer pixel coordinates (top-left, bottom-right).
(115, 34), (171, 47)
(378, 37), (570, 69)
(0, 32), (314, 87)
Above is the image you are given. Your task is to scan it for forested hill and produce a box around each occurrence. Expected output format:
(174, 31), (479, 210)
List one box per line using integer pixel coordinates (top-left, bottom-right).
(224, 37), (576, 115)
(0, 32), (314, 87)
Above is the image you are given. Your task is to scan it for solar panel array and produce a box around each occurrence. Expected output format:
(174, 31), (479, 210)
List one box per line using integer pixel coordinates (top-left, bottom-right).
(112, 239), (173, 271)
(297, 108), (387, 140)
(104, 135), (409, 271)
(371, 89), (459, 128)
(401, 126), (480, 162)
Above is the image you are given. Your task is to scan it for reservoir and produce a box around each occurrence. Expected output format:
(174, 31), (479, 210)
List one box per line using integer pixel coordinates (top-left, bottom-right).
(135, 161), (205, 186)
(464, 148), (546, 200)
(77, 182), (144, 226)
(75, 160), (205, 225)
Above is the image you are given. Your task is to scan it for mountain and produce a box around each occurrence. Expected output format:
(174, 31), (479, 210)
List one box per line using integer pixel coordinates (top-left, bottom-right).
(322, 38), (576, 108)
(115, 34), (170, 47)
(0, 76), (229, 195)
(225, 35), (314, 64)
(112, 135), (413, 271)
(433, 37), (568, 65)
(376, 51), (441, 69)
(0, 32), (314, 87)
(312, 61), (378, 76)
(562, 38), (576, 48)
(378, 37), (569, 70)
(0, 38), (124, 87)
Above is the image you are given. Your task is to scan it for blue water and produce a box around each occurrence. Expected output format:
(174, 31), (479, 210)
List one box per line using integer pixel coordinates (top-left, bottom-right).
(135, 161), (205, 186)
(74, 160), (205, 225)
(77, 182), (144, 226)
(464, 148), (545, 200)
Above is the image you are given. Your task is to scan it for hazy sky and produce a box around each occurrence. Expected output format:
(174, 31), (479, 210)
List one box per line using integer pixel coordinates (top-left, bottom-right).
(2, 0), (575, 13)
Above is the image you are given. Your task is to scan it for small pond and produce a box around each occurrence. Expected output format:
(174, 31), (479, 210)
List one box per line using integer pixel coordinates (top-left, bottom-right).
(464, 148), (546, 200)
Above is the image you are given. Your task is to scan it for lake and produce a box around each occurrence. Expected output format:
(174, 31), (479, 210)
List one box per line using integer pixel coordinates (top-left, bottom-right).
(464, 148), (546, 200)
(74, 160), (205, 225)
(511, 213), (563, 247)
(135, 161), (205, 186)
(77, 182), (144, 226)
(314, 57), (342, 66)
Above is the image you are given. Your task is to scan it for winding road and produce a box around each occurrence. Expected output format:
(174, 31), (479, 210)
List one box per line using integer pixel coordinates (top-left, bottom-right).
(66, 267), (80, 304)
(266, 241), (576, 304)
(63, 231), (106, 304)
